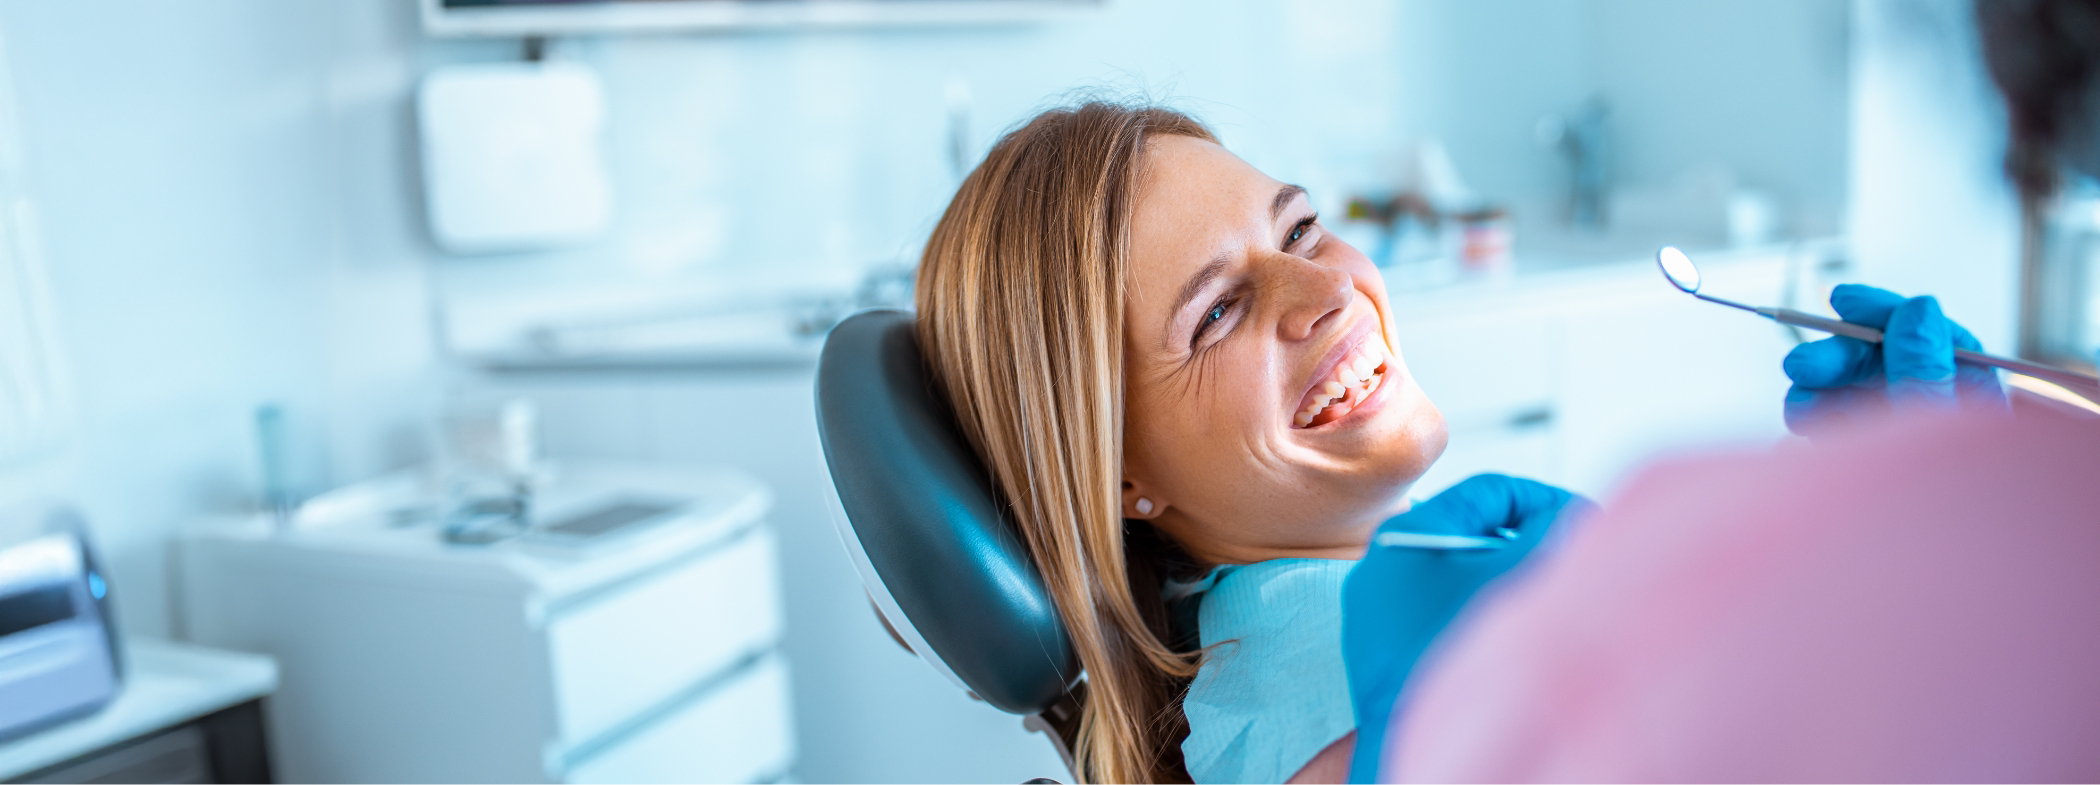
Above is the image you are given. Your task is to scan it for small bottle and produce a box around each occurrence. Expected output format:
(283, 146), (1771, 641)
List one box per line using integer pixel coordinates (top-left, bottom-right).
(1455, 206), (1513, 276)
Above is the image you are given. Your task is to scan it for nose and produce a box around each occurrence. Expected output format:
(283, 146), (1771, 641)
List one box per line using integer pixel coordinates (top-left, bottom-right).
(1272, 253), (1354, 342)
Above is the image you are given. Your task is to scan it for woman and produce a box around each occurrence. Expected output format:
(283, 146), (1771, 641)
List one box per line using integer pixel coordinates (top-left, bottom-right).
(913, 101), (1550, 783)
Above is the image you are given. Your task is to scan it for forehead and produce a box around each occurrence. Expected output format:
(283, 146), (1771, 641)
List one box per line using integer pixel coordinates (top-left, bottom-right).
(1129, 136), (1281, 305)
(1135, 135), (1278, 227)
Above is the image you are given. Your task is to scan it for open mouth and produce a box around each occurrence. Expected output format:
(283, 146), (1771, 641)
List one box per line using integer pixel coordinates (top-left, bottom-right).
(1292, 337), (1391, 429)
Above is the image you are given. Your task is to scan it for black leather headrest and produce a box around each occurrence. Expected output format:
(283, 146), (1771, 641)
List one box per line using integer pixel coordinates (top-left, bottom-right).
(814, 309), (1079, 716)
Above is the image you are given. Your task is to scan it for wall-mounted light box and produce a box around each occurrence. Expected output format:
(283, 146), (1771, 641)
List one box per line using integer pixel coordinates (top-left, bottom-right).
(417, 62), (613, 255)
(419, 0), (1104, 36)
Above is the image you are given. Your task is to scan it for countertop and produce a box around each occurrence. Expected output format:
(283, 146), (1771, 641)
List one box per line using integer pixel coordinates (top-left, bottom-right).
(0, 638), (278, 781)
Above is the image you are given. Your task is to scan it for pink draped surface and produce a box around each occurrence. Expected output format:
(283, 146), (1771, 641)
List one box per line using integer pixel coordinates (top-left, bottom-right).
(1386, 404), (2100, 783)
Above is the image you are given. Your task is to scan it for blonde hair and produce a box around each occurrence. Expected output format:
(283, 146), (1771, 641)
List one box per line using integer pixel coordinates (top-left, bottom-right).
(916, 101), (1215, 783)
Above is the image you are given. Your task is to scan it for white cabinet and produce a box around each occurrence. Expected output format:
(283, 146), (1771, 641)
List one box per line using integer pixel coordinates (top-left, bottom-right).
(176, 463), (792, 784)
(1394, 244), (1810, 499)
(564, 656), (794, 785)
(544, 528), (781, 749)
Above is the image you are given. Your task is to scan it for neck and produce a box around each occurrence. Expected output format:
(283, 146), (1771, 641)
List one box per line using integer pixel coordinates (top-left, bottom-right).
(1164, 495), (1410, 567)
(1188, 539), (1369, 567)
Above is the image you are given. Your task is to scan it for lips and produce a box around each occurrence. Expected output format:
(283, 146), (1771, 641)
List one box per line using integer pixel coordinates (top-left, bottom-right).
(1291, 326), (1392, 429)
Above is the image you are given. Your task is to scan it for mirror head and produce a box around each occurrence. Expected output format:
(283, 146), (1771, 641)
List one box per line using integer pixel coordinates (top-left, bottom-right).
(1657, 246), (1701, 293)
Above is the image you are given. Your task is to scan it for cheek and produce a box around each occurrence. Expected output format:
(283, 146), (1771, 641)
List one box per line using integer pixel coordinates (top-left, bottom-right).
(1191, 354), (1282, 443)
(1127, 365), (1262, 467)
(1372, 371), (1449, 480)
(1131, 350), (1282, 470)
(1322, 235), (1388, 298)
(1322, 238), (1397, 347)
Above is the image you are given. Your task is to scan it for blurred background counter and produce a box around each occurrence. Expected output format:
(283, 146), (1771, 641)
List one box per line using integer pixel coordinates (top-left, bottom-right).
(176, 464), (792, 784)
(0, 639), (275, 785)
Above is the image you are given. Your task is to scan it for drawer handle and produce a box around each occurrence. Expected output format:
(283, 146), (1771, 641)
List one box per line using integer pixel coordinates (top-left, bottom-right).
(1507, 407), (1554, 430)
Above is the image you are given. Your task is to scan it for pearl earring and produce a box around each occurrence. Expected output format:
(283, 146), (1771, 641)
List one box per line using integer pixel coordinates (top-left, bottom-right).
(1135, 498), (1155, 515)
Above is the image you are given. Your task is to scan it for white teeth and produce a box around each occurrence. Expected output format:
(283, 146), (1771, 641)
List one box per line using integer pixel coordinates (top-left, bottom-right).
(1297, 345), (1397, 428)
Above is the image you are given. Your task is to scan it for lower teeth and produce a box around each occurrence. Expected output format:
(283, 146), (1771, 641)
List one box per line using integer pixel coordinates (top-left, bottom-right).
(1302, 371), (1384, 426)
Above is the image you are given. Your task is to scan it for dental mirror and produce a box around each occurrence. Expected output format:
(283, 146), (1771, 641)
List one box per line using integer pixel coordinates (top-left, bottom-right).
(1653, 245), (2100, 396)
(1657, 246), (1701, 293)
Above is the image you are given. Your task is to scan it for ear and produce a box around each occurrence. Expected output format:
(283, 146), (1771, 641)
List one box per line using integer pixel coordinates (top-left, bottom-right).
(1121, 478), (1167, 520)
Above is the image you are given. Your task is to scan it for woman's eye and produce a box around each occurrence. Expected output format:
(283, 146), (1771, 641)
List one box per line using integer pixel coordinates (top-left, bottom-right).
(1192, 300), (1231, 346)
(1286, 215), (1317, 249)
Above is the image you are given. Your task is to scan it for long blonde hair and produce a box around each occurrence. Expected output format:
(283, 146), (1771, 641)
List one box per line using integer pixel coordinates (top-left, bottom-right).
(916, 101), (1214, 783)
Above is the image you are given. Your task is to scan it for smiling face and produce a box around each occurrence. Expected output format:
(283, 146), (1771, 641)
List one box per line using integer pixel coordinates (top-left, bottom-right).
(1121, 135), (1447, 565)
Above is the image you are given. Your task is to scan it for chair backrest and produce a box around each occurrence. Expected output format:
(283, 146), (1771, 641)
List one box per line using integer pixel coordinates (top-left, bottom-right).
(814, 309), (1079, 716)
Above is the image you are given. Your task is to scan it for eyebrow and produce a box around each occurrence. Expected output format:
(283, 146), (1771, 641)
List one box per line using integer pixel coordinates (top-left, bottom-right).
(1273, 184), (1307, 220)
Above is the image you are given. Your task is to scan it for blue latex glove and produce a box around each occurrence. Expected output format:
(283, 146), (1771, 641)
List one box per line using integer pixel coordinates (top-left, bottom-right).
(1783, 284), (2006, 434)
(1341, 473), (1594, 783)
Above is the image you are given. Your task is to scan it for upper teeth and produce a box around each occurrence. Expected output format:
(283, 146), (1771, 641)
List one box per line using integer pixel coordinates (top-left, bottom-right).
(1295, 342), (1390, 427)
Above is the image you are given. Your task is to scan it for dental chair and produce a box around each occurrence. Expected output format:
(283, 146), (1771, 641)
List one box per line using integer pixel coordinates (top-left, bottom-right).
(814, 309), (1085, 780)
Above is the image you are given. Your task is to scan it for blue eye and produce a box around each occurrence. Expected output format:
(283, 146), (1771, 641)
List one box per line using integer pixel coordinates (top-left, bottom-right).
(1192, 299), (1232, 347)
(1286, 215), (1317, 249)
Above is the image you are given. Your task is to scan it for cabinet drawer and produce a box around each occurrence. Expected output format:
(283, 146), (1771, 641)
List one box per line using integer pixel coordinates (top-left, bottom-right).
(1395, 311), (1555, 429)
(564, 655), (794, 784)
(545, 526), (782, 746)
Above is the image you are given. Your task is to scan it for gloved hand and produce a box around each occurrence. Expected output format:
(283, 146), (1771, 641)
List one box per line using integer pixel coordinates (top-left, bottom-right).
(1341, 473), (1594, 783)
(1783, 284), (2006, 434)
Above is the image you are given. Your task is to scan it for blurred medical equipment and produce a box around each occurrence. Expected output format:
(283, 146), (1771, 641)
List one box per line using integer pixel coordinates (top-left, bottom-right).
(418, 0), (1103, 36)
(0, 512), (120, 743)
(1658, 246), (2100, 395)
(1536, 97), (1611, 231)
(813, 309), (1084, 779)
(1371, 530), (1512, 549)
(179, 463), (793, 783)
(417, 61), (612, 254)
(434, 396), (545, 545)
(1341, 474), (1591, 783)
(253, 404), (295, 528)
(0, 638), (275, 784)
